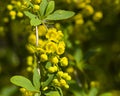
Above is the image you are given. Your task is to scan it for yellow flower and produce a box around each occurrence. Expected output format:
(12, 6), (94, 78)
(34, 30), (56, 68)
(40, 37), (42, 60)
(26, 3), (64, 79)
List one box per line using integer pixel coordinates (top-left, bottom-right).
(40, 54), (48, 62)
(48, 67), (54, 73)
(62, 73), (71, 80)
(57, 71), (64, 77)
(35, 0), (41, 3)
(17, 11), (23, 17)
(34, 4), (40, 10)
(9, 10), (16, 16)
(57, 31), (64, 41)
(60, 57), (68, 67)
(46, 28), (58, 42)
(78, 2), (86, 8)
(7, 4), (13, 10)
(53, 66), (58, 72)
(38, 39), (46, 47)
(56, 42), (65, 55)
(27, 67), (33, 72)
(20, 88), (26, 92)
(43, 87), (48, 91)
(20, 88), (33, 96)
(38, 25), (46, 36)
(28, 34), (36, 45)
(26, 44), (35, 53)
(59, 41), (65, 47)
(60, 79), (66, 86)
(64, 84), (69, 89)
(51, 56), (59, 64)
(16, 1), (21, 7)
(66, 67), (74, 73)
(48, 66), (58, 73)
(36, 47), (45, 53)
(84, 5), (94, 15)
(27, 56), (33, 65)
(45, 41), (57, 53)
(93, 11), (103, 21)
(53, 79), (60, 86)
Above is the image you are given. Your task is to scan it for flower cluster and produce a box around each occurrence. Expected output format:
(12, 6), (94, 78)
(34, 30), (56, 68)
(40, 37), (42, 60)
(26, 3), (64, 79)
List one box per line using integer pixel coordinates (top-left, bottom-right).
(20, 88), (33, 96)
(6, 0), (41, 20)
(6, 0), (24, 20)
(26, 25), (71, 89)
(72, 0), (103, 25)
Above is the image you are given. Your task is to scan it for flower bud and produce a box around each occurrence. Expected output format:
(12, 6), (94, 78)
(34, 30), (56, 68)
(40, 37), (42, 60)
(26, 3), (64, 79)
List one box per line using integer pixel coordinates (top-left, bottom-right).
(60, 57), (68, 67)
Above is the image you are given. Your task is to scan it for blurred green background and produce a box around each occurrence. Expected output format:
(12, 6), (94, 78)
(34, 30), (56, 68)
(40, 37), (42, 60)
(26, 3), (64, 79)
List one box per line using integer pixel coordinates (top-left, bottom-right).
(0, 0), (120, 96)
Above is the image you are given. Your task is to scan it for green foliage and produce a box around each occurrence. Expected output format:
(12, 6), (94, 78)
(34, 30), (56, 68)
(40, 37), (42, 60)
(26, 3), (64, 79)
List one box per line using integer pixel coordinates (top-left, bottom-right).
(45, 91), (60, 96)
(1, 0), (120, 96)
(30, 18), (42, 26)
(45, 1), (55, 16)
(40, 0), (48, 16)
(88, 88), (98, 96)
(33, 67), (41, 90)
(41, 74), (54, 88)
(99, 92), (112, 96)
(46, 10), (75, 20)
(24, 0), (75, 26)
(74, 48), (83, 63)
(24, 11), (41, 26)
(10, 76), (39, 92)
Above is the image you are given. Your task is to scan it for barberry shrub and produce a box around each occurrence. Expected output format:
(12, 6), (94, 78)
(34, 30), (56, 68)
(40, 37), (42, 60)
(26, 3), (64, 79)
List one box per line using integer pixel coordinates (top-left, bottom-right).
(10, 0), (74, 96)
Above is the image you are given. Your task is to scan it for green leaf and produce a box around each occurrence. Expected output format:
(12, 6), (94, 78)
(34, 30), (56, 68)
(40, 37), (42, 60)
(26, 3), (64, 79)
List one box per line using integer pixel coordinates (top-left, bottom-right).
(30, 18), (42, 26)
(72, 90), (86, 96)
(24, 11), (37, 19)
(10, 76), (39, 92)
(74, 48), (83, 63)
(45, 91), (60, 96)
(88, 88), (98, 96)
(42, 74), (54, 88)
(45, 62), (52, 69)
(56, 87), (63, 96)
(33, 67), (41, 90)
(99, 92), (112, 96)
(40, 0), (48, 16)
(46, 10), (75, 20)
(45, 1), (55, 16)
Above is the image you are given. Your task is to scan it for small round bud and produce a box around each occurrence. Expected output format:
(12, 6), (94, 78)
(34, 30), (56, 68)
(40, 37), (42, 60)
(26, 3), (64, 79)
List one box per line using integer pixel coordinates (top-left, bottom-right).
(53, 66), (57, 71)
(57, 71), (64, 77)
(40, 54), (48, 62)
(48, 67), (55, 73)
(17, 11), (23, 17)
(9, 10), (16, 16)
(16, 1), (21, 7)
(93, 11), (103, 21)
(34, 5), (40, 10)
(60, 57), (68, 67)
(7, 4), (13, 10)
(35, 0), (41, 3)
(51, 56), (59, 64)
(64, 84), (69, 89)
(27, 56), (33, 65)
(27, 67), (33, 72)
(53, 79), (60, 86)
(60, 79), (66, 86)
